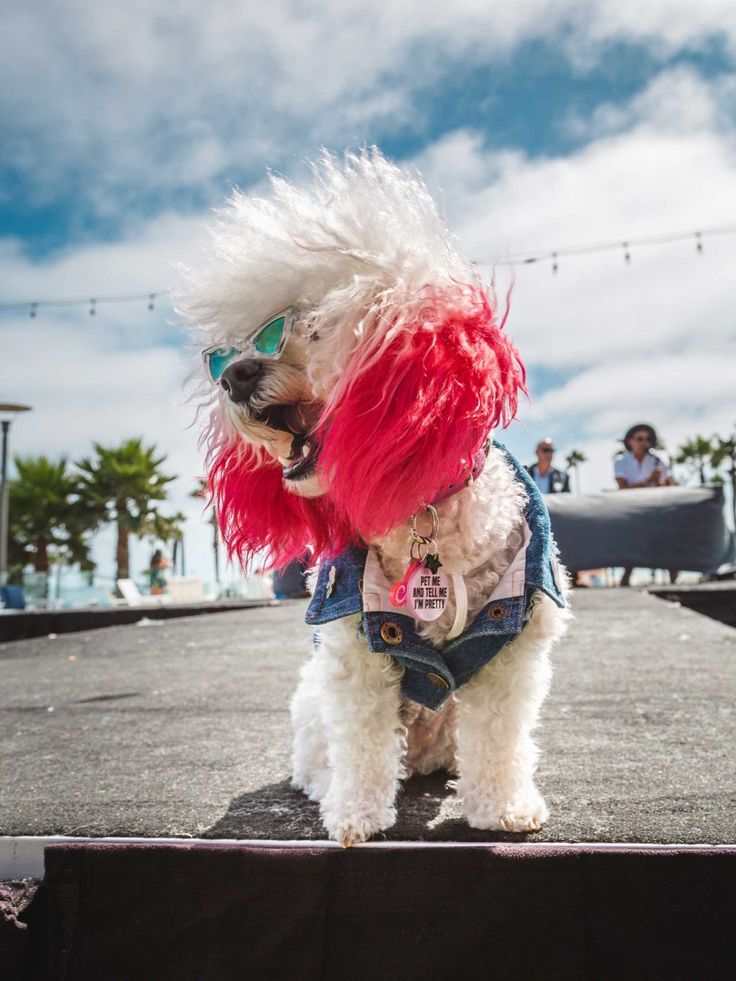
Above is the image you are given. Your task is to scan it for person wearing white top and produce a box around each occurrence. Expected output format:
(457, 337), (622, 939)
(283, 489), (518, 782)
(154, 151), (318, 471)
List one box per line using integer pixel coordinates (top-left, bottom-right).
(614, 423), (674, 585)
(615, 424), (672, 489)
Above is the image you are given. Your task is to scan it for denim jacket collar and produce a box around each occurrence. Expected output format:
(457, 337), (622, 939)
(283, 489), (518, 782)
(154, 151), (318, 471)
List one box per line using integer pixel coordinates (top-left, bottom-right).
(305, 441), (565, 709)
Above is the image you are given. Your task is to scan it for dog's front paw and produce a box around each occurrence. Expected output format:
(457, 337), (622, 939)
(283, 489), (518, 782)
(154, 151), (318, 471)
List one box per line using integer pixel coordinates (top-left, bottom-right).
(321, 791), (396, 847)
(462, 785), (549, 833)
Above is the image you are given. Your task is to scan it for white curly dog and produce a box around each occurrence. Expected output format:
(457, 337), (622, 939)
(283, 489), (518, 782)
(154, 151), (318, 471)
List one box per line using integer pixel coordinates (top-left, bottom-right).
(180, 149), (570, 846)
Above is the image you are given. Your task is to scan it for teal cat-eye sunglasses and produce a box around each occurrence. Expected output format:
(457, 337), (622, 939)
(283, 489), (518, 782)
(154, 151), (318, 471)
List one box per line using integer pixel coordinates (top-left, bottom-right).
(202, 307), (298, 384)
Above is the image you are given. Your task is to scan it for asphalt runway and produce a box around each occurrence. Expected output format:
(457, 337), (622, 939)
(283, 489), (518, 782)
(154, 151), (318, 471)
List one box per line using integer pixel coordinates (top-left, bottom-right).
(1, 590), (734, 844)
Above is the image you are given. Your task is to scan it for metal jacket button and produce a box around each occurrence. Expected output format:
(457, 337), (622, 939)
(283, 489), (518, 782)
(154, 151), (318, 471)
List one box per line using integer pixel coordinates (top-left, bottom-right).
(488, 605), (506, 620)
(427, 672), (450, 690)
(380, 621), (403, 645)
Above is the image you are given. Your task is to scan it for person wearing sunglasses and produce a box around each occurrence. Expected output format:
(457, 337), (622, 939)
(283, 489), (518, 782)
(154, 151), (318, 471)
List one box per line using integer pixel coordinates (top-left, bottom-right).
(614, 423), (674, 587)
(614, 424), (672, 490)
(525, 437), (570, 494)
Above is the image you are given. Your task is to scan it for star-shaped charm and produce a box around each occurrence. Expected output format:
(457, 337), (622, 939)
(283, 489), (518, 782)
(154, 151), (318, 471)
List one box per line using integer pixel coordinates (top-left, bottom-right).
(424, 553), (443, 574)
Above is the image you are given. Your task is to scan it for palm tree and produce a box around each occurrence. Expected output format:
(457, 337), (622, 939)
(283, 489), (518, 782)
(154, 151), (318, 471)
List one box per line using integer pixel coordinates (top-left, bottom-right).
(7, 455), (95, 591)
(564, 449), (587, 493)
(675, 436), (715, 485)
(192, 478), (220, 587)
(711, 430), (736, 529)
(75, 438), (180, 583)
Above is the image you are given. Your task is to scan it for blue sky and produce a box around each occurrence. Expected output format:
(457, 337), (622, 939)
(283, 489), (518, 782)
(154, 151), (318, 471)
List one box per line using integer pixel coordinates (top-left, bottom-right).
(2, 0), (735, 584)
(3, 27), (732, 256)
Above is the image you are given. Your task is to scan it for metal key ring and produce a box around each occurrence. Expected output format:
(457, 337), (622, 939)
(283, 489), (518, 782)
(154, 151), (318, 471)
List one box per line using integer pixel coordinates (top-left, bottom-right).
(410, 505), (439, 542)
(410, 539), (429, 561)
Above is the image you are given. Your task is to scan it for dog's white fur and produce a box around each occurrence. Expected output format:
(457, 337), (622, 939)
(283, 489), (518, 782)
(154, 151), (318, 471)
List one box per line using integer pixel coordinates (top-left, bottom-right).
(180, 149), (571, 845)
(292, 450), (570, 844)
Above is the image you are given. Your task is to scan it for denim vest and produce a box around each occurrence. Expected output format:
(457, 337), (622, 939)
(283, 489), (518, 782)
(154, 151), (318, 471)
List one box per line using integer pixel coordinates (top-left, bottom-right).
(305, 442), (566, 710)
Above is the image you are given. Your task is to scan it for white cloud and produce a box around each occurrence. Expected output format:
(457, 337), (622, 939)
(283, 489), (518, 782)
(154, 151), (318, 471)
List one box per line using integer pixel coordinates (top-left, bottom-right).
(2, 0), (734, 216)
(2, 58), (736, 586)
(0, 319), (214, 584)
(564, 65), (736, 140)
(0, 212), (216, 583)
(412, 67), (736, 498)
(0, 212), (204, 299)
(417, 70), (736, 266)
(531, 354), (736, 422)
(581, 0), (736, 56)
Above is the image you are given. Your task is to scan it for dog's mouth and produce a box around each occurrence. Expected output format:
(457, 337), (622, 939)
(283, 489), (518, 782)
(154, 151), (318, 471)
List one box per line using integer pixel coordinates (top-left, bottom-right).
(280, 431), (321, 481)
(255, 402), (323, 482)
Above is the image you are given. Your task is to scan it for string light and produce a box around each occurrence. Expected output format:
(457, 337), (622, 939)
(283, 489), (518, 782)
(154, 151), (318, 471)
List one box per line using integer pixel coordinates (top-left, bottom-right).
(483, 220), (736, 267)
(0, 290), (168, 319)
(0, 221), (734, 319)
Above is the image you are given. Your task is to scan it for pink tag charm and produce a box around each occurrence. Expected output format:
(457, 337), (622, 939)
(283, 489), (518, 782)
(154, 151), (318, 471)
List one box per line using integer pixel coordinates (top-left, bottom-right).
(389, 559), (422, 607)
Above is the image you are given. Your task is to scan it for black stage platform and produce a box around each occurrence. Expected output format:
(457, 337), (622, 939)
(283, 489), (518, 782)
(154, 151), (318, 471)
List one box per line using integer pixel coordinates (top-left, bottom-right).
(650, 580), (736, 628)
(0, 598), (275, 643)
(2, 591), (734, 978)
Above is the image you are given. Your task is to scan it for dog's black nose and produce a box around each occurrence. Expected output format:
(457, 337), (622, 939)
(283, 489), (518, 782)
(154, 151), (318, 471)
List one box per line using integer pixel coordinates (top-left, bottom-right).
(220, 359), (262, 403)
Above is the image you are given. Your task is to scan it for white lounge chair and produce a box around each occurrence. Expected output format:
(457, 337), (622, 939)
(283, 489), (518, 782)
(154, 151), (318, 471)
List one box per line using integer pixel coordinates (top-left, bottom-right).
(116, 579), (169, 606)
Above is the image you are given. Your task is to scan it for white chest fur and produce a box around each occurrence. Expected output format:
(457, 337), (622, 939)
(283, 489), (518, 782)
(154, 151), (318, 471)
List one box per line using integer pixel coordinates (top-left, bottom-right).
(369, 446), (528, 648)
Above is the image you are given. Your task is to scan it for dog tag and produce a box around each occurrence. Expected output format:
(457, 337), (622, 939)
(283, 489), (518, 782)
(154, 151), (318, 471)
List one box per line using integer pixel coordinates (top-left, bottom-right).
(405, 565), (450, 621)
(392, 504), (451, 621)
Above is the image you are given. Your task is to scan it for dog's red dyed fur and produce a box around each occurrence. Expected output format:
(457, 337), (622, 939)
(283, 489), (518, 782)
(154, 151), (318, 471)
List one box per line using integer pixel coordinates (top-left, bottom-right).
(210, 285), (526, 570)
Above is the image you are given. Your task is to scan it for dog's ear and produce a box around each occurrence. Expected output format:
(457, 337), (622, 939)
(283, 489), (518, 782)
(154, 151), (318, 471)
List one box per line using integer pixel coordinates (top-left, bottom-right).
(208, 442), (352, 570)
(317, 284), (526, 540)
